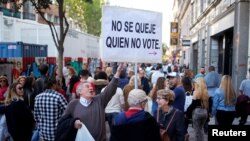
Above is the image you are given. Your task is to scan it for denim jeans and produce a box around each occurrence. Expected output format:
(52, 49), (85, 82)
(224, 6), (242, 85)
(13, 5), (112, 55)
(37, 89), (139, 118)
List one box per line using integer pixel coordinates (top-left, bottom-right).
(31, 130), (39, 141)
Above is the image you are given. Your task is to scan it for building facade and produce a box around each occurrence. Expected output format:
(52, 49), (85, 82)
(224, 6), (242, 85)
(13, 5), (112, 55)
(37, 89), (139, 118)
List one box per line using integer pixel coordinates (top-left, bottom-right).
(174, 0), (250, 90)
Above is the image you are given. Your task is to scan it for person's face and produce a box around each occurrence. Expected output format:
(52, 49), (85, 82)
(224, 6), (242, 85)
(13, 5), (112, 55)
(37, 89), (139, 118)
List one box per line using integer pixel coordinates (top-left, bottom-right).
(200, 68), (205, 74)
(19, 78), (25, 86)
(68, 68), (74, 76)
(16, 84), (24, 96)
(139, 71), (144, 78)
(164, 79), (169, 89)
(0, 79), (7, 86)
(156, 96), (168, 109)
(168, 77), (178, 89)
(79, 83), (96, 99)
(83, 64), (88, 70)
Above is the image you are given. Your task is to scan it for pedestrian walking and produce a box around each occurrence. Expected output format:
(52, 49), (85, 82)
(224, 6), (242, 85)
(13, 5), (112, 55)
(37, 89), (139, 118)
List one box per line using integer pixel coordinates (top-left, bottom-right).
(238, 68), (250, 125)
(186, 77), (211, 141)
(204, 66), (221, 98)
(34, 78), (68, 141)
(212, 75), (236, 125)
(156, 89), (185, 141)
(5, 82), (35, 141)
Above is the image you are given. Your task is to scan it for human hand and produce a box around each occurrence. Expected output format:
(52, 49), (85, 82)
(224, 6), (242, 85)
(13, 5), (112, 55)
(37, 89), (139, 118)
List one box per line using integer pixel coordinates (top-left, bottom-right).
(114, 63), (124, 78)
(74, 120), (82, 129)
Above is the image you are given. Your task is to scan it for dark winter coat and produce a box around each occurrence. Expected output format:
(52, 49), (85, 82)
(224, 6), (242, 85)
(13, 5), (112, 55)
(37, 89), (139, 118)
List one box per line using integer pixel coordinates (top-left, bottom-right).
(55, 114), (79, 141)
(111, 112), (161, 141)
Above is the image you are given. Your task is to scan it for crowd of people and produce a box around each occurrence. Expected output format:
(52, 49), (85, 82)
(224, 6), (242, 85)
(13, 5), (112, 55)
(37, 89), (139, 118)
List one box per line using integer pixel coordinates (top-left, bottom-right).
(0, 62), (249, 141)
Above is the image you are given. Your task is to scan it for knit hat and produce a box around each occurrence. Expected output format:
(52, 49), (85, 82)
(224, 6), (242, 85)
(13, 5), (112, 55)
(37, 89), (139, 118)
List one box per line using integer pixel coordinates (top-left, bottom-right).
(128, 89), (147, 106)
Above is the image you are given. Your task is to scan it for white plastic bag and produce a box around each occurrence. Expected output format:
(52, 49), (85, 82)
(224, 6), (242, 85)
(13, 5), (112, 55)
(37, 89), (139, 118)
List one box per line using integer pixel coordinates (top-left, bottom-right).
(75, 123), (95, 141)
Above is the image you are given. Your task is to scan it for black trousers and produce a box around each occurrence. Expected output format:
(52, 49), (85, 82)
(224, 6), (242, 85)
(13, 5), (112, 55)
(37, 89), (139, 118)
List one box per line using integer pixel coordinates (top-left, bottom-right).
(216, 110), (235, 126)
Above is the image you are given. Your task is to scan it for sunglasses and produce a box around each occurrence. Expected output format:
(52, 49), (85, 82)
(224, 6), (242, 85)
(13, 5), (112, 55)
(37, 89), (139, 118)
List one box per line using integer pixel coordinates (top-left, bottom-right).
(17, 87), (23, 90)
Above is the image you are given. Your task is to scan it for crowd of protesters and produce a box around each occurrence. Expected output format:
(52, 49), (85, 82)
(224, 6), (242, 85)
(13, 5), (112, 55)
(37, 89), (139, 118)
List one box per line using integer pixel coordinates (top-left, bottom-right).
(0, 62), (249, 141)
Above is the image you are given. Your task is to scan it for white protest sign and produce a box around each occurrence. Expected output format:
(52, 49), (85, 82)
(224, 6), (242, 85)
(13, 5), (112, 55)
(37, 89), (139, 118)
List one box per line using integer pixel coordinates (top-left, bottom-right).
(101, 6), (162, 63)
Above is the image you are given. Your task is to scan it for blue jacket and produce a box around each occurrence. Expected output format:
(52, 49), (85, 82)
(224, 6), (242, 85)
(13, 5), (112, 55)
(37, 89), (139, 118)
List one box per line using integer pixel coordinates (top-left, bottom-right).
(212, 88), (236, 116)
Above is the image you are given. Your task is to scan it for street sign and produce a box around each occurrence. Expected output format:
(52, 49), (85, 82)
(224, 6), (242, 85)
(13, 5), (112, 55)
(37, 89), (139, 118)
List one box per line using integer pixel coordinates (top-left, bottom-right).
(170, 22), (179, 46)
(182, 39), (191, 46)
(101, 6), (162, 63)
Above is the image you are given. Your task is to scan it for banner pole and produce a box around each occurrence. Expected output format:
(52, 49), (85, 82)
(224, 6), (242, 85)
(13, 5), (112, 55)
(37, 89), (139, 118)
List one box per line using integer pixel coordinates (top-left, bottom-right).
(134, 62), (138, 89)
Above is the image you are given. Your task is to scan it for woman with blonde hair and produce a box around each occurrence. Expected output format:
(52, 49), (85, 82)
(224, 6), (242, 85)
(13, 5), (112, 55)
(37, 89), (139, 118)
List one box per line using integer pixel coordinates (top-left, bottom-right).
(105, 66), (113, 80)
(212, 75), (236, 125)
(4, 82), (34, 141)
(186, 77), (211, 141)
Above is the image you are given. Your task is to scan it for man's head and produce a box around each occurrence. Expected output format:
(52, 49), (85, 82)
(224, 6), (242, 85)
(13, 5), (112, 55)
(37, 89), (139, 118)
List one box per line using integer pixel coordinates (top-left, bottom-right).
(96, 71), (108, 80)
(156, 64), (162, 70)
(82, 63), (88, 70)
(44, 78), (57, 90)
(76, 81), (96, 100)
(208, 66), (215, 72)
(96, 67), (101, 73)
(128, 89), (147, 107)
(79, 70), (90, 80)
(200, 67), (205, 74)
(65, 62), (71, 68)
(167, 72), (180, 89)
(139, 70), (145, 78)
(39, 64), (49, 76)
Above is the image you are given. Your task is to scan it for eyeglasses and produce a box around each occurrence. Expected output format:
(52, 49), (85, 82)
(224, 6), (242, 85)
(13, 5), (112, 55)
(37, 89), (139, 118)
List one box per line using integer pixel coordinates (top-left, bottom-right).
(156, 97), (163, 100)
(0, 80), (6, 83)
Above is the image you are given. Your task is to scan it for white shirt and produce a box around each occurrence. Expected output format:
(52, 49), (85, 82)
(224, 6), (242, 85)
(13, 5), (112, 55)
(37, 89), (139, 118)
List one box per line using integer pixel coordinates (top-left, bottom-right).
(104, 87), (124, 113)
(80, 97), (92, 107)
(151, 71), (164, 85)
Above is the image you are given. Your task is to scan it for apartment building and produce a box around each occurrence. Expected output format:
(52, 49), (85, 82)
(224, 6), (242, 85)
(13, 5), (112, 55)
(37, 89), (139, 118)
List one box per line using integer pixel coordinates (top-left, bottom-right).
(174, 0), (250, 90)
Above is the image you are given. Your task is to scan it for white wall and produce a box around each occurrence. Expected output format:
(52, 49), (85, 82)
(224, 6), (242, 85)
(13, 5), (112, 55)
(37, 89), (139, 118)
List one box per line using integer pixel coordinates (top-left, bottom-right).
(0, 15), (100, 58)
(210, 11), (234, 36)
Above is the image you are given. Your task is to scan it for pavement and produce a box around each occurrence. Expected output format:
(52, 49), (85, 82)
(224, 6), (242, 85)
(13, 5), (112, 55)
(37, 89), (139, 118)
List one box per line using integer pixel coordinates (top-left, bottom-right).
(187, 116), (250, 141)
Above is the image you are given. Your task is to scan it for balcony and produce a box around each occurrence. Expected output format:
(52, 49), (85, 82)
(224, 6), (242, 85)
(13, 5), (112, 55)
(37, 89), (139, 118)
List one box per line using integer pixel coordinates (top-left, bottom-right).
(0, 7), (21, 18)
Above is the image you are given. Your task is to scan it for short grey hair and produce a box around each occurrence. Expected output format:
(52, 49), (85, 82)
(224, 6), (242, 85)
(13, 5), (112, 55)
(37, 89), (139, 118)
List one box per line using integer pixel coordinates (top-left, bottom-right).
(76, 80), (90, 95)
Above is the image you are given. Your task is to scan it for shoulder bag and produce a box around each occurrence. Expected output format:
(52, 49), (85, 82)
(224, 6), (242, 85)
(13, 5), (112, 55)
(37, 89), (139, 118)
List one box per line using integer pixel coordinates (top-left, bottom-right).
(157, 109), (177, 141)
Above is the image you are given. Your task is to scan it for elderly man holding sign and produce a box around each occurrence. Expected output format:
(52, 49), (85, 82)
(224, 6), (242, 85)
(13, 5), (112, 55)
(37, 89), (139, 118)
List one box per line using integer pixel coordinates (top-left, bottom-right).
(62, 63), (124, 141)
